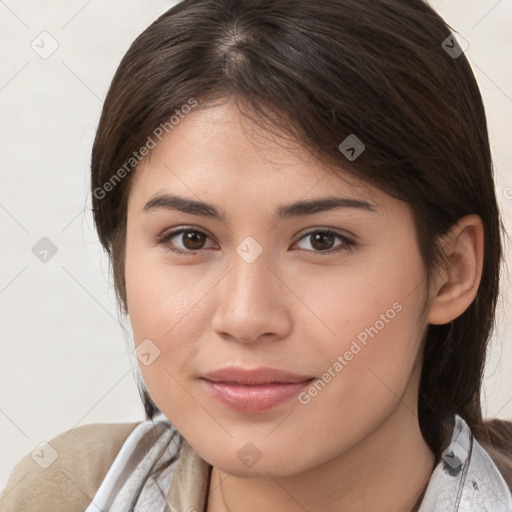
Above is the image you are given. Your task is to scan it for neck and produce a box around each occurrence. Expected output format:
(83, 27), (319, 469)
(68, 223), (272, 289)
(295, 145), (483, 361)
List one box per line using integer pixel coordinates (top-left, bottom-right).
(207, 386), (435, 512)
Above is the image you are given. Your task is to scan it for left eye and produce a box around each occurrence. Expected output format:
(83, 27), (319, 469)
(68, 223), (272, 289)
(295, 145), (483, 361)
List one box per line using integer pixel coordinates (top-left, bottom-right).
(293, 230), (355, 254)
(156, 228), (355, 256)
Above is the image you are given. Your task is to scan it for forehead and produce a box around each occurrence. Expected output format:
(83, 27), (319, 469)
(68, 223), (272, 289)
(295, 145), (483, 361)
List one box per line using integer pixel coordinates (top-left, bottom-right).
(128, 100), (395, 215)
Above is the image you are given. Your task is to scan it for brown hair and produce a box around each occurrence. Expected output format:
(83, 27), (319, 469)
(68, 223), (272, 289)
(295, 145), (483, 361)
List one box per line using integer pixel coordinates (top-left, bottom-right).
(91, 0), (512, 493)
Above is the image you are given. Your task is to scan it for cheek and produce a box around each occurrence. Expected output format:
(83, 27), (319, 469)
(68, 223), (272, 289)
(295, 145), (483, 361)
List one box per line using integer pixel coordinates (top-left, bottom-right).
(125, 227), (205, 337)
(124, 238), (218, 394)
(125, 260), (208, 423)
(304, 252), (423, 354)
(300, 265), (426, 434)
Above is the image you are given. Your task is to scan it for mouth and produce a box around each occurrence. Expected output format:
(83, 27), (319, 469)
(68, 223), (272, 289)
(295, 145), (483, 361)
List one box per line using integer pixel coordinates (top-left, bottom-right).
(199, 367), (315, 413)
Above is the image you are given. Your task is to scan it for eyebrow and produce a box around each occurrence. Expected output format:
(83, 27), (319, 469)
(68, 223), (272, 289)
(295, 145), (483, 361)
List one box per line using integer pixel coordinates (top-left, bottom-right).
(143, 193), (376, 220)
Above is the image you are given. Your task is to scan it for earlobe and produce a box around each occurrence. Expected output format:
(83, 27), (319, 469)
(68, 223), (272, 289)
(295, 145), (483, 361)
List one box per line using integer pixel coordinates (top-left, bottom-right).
(427, 214), (484, 325)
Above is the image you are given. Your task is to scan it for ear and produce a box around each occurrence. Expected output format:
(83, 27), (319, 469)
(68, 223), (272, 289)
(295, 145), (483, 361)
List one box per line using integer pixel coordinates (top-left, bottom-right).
(427, 214), (484, 325)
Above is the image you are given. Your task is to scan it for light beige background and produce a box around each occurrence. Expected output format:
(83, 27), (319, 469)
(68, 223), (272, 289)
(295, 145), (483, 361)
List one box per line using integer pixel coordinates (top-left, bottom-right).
(0, 0), (511, 494)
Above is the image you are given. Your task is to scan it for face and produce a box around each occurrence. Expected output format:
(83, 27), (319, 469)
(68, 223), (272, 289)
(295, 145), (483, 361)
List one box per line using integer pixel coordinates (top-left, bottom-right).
(124, 99), (429, 477)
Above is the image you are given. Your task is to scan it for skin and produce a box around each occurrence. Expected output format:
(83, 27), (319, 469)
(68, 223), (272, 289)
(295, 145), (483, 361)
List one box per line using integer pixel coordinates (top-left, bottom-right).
(124, 98), (484, 512)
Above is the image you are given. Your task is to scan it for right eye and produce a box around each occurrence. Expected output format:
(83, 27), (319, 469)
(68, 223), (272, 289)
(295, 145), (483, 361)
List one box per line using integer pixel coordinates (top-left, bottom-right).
(156, 227), (217, 256)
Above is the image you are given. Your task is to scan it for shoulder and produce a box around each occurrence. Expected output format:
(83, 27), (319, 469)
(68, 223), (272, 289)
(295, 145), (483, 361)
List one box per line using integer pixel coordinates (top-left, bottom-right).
(0, 420), (141, 512)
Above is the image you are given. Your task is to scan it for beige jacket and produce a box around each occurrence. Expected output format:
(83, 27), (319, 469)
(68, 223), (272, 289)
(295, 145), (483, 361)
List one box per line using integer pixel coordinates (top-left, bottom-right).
(0, 421), (140, 511)
(0, 419), (212, 512)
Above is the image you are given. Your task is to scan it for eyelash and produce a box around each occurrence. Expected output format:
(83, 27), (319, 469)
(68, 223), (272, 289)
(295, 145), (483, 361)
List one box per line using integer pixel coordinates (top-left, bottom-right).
(155, 226), (356, 257)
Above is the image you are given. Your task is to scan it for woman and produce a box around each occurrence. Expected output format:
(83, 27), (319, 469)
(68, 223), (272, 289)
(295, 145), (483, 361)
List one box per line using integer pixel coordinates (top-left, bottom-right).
(2, 0), (512, 510)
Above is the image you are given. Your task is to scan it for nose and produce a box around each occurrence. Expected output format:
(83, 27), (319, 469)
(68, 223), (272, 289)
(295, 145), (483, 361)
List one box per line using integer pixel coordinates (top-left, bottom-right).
(210, 247), (293, 344)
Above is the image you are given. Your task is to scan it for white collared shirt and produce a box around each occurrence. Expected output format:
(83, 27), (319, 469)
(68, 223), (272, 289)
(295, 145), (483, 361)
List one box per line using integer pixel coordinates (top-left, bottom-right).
(85, 412), (512, 511)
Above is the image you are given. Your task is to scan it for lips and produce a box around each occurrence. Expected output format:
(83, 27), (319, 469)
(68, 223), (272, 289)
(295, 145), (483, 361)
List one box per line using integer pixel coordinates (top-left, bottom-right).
(200, 367), (315, 413)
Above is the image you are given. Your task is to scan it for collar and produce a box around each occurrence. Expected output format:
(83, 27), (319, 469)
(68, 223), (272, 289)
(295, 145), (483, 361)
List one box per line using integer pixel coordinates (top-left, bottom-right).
(167, 414), (512, 512)
(418, 414), (512, 511)
(86, 413), (512, 511)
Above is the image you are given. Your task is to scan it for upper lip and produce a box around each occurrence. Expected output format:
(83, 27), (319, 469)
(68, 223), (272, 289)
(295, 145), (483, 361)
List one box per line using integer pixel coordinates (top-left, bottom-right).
(201, 367), (315, 385)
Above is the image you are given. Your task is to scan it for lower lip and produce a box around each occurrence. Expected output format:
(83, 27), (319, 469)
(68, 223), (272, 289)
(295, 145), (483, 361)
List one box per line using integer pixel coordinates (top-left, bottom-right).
(200, 379), (313, 413)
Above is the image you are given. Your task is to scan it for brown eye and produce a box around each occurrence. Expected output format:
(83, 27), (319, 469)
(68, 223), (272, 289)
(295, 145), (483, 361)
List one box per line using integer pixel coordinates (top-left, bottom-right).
(294, 229), (355, 255)
(181, 230), (207, 250)
(310, 232), (336, 251)
(157, 228), (215, 255)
